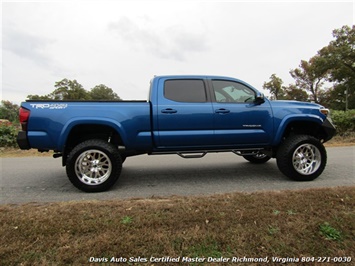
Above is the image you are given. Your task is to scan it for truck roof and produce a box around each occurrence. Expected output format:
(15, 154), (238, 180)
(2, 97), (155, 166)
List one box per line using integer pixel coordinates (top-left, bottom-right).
(153, 75), (256, 88)
(154, 74), (241, 80)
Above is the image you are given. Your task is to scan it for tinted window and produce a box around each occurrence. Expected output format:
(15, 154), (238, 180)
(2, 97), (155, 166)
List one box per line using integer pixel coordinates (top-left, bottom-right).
(212, 80), (255, 103)
(164, 79), (207, 102)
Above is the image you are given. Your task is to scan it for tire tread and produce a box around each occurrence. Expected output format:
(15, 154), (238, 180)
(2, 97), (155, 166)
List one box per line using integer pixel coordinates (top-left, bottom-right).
(66, 139), (122, 192)
(276, 134), (327, 181)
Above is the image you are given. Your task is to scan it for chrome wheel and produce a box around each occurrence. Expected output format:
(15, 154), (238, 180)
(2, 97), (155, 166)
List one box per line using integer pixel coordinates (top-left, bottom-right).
(292, 144), (321, 175)
(75, 149), (112, 185)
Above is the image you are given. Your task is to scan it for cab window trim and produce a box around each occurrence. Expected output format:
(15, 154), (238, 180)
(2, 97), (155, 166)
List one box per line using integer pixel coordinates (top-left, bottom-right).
(210, 79), (257, 104)
(163, 79), (209, 103)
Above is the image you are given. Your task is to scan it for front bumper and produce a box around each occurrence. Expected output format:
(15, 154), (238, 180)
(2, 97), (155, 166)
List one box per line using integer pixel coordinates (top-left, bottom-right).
(17, 131), (31, 150)
(322, 117), (336, 142)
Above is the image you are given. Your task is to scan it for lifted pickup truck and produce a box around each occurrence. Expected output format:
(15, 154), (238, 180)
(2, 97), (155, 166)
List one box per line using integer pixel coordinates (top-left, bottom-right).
(17, 75), (336, 192)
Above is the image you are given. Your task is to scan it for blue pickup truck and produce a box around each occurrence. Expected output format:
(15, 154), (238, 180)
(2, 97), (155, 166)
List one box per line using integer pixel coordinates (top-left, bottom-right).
(17, 75), (336, 192)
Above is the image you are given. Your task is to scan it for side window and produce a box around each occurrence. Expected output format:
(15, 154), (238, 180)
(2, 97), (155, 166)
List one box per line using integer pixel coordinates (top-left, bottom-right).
(164, 79), (207, 103)
(212, 80), (255, 103)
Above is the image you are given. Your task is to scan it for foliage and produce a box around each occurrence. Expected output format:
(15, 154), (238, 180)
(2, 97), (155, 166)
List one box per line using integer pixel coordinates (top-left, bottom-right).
(51, 79), (90, 100)
(90, 84), (121, 100)
(322, 83), (352, 111)
(0, 100), (19, 123)
(0, 122), (18, 147)
(120, 216), (133, 225)
(27, 79), (122, 101)
(283, 84), (308, 101)
(317, 25), (355, 110)
(0, 101), (20, 148)
(263, 74), (312, 102)
(289, 56), (327, 103)
(319, 222), (343, 241)
(263, 25), (355, 110)
(318, 26), (355, 84)
(331, 109), (355, 135)
(26, 94), (52, 100)
(263, 74), (285, 100)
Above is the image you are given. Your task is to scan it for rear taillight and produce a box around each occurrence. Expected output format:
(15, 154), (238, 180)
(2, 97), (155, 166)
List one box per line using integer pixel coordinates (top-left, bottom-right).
(19, 107), (30, 131)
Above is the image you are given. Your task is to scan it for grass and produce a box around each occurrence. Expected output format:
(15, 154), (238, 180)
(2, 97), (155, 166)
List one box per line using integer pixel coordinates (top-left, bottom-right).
(121, 216), (133, 225)
(319, 222), (343, 241)
(326, 133), (355, 146)
(1, 187), (354, 265)
(0, 147), (54, 157)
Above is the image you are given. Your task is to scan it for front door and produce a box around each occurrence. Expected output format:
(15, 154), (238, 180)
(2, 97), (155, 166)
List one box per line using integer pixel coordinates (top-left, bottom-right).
(211, 79), (273, 146)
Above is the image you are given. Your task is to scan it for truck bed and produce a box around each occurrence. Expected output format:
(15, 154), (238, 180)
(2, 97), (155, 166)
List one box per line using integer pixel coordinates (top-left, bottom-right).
(21, 100), (153, 152)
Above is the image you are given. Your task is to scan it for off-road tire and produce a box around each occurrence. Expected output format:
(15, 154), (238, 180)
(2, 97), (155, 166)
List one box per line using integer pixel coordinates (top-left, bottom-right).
(66, 139), (122, 192)
(276, 135), (327, 181)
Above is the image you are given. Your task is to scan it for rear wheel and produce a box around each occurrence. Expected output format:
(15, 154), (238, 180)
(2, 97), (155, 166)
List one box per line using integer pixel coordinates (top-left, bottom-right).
(276, 135), (326, 181)
(66, 139), (122, 192)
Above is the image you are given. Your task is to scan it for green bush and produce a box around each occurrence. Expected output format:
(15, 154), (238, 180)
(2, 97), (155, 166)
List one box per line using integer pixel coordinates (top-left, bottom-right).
(0, 122), (18, 148)
(331, 110), (355, 136)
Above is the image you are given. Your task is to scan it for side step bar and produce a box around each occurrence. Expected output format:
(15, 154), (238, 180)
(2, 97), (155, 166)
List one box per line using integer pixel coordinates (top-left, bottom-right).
(151, 148), (265, 159)
(177, 152), (207, 159)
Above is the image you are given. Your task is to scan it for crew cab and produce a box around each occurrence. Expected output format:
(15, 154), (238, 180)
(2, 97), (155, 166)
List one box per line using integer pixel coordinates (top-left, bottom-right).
(17, 75), (336, 192)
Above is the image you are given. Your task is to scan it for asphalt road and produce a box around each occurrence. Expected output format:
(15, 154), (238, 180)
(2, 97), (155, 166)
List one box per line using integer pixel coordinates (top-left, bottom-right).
(0, 146), (354, 204)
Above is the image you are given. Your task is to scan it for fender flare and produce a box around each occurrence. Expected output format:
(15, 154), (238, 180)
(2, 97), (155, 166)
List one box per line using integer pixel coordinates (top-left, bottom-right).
(57, 117), (127, 151)
(272, 114), (323, 146)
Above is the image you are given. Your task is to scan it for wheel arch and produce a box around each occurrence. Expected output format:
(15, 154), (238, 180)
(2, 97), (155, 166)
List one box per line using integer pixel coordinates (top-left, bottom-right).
(273, 115), (328, 145)
(59, 119), (126, 165)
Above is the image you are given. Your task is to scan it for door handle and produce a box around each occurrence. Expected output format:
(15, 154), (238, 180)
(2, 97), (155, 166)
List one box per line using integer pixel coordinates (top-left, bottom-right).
(215, 108), (230, 114)
(161, 108), (177, 114)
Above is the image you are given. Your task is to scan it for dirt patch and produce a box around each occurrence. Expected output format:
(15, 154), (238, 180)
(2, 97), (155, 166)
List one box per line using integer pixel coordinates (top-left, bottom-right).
(324, 134), (355, 147)
(0, 148), (54, 158)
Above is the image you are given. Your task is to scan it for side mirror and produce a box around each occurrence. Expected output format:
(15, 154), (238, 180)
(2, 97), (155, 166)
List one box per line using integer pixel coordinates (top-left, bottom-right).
(254, 92), (265, 104)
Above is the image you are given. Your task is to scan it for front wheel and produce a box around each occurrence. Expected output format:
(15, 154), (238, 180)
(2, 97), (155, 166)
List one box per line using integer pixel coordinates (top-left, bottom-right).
(66, 139), (122, 192)
(276, 135), (327, 181)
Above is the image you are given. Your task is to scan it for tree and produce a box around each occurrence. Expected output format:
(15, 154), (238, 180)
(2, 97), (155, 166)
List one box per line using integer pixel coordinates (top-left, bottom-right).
(0, 100), (19, 123)
(317, 25), (355, 109)
(27, 94), (52, 100)
(263, 74), (285, 100)
(263, 74), (309, 102)
(289, 56), (327, 103)
(50, 79), (91, 100)
(262, 25), (354, 109)
(90, 85), (121, 100)
(283, 84), (309, 102)
(320, 84), (354, 111)
(27, 79), (122, 101)
(318, 25), (355, 81)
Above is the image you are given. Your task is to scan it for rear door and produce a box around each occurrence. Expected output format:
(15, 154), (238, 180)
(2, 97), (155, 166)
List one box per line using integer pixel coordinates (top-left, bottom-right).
(155, 78), (214, 148)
